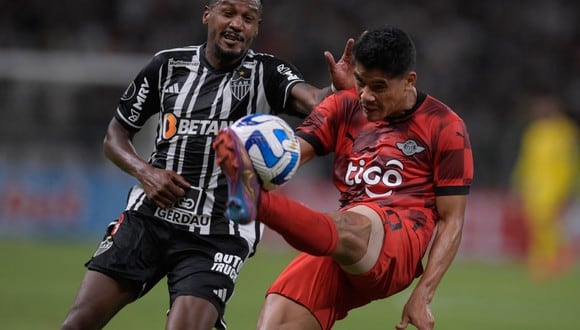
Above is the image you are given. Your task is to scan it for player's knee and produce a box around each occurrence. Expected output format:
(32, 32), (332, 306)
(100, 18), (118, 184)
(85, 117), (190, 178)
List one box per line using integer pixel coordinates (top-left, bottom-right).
(60, 311), (93, 330)
(330, 212), (372, 264)
(258, 294), (320, 330)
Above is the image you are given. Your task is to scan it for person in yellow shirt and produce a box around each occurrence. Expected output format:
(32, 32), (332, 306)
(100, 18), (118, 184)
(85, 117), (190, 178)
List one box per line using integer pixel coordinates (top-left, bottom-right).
(511, 94), (579, 281)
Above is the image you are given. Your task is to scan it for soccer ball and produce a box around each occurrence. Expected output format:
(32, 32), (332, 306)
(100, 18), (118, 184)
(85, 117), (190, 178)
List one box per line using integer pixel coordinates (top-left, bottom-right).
(230, 114), (300, 191)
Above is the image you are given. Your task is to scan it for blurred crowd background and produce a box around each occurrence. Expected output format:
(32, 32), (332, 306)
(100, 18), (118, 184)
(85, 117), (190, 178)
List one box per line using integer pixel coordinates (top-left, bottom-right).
(0, 0), (579, 262)
(1, 0), (578, 185)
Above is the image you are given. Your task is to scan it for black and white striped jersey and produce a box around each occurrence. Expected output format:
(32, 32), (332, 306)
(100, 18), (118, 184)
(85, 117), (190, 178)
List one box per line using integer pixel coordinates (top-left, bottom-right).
(114, 44), (305, 250)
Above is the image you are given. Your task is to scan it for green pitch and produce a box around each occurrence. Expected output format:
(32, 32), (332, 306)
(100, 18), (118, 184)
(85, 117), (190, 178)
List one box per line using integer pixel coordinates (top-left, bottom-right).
(0, 239), (578, 329)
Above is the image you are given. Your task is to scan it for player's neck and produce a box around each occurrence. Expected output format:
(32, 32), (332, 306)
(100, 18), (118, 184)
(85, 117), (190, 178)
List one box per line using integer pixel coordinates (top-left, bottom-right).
(404, 87), (418, 110)
(203, 44), (247, 71)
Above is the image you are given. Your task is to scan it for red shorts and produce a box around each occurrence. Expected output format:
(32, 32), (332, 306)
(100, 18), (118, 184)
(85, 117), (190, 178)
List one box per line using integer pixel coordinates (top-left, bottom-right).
(266, 202), (435, 330)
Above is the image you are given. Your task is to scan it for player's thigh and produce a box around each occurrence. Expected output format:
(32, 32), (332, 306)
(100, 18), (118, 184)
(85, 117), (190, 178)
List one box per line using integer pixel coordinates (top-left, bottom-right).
(328, 209), (373, 266)
(62, 270), (140, 329)
(166, 232), (250, 329)
(166, 296), (218, 330)
(87, 211), (168, 291)
(258, 293), (321, 330)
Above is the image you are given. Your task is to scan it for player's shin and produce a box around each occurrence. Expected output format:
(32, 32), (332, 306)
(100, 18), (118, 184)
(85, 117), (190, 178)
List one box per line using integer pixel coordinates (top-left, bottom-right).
(258, 191), (338, 256)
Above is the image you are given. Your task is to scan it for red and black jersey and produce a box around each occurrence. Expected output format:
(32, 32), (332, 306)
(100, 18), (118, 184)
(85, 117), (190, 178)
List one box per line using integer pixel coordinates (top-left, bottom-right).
(296, 88), (473, 223)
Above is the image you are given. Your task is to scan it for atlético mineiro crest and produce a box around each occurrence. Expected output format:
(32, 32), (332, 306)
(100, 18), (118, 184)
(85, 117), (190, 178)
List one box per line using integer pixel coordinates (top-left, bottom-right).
(93, 236), (113, 257)
(396, 140), (425, 156)
(230, 69), (251, 100)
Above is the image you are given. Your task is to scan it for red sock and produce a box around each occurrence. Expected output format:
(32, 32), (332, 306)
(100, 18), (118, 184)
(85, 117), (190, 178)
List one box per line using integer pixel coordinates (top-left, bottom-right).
(257, 191), (338, 256)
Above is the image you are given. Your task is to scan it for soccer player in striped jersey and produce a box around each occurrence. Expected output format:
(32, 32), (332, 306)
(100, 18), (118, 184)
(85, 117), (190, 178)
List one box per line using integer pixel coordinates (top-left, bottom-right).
(214, 25), (474, 330)
(60, 1), (354, 329)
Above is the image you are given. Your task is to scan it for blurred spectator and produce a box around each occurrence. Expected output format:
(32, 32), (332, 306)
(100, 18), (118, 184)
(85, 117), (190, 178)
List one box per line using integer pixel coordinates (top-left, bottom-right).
(510, 94), (579, 281)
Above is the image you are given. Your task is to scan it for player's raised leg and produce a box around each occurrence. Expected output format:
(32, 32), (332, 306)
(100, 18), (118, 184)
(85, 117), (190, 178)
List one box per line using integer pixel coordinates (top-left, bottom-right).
(213, 128), (369, 262)
(213, 128), (261, 224)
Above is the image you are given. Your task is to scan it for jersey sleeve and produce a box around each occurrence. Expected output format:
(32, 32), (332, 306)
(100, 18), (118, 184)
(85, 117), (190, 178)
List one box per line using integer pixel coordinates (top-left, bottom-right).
(114, 55), (163, 132)
(433, 118), (474, 196)
(261, 56), (305, 115)
(296, 91), (348, 156)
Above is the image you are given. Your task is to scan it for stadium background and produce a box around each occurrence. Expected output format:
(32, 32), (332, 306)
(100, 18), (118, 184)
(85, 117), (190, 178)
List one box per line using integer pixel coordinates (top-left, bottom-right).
(0, 0), (579, 329)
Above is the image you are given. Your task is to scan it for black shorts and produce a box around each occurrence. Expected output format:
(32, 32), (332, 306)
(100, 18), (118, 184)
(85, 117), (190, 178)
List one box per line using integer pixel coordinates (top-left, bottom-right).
(86, 210), (250, 330)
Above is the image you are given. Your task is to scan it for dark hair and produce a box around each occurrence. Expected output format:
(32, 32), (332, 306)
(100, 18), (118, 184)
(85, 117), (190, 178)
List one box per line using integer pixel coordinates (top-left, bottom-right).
(352, 25), (416, 78)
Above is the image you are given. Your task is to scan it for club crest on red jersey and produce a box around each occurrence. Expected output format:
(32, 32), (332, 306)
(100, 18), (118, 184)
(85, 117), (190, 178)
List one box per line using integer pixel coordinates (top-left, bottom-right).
(396, 140), (425, 156)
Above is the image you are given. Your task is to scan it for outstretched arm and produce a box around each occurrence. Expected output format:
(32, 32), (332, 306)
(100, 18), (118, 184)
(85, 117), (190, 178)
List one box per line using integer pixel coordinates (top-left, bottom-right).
(103, 117), (190, 209)
(297, 136), (317, 167)
(396, 195), (467, 330)
(288, 38), (355, 114)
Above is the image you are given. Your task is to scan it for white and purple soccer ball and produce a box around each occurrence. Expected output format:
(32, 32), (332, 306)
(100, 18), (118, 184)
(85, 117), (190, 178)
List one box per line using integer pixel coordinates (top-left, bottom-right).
(230, 114), (300, 191)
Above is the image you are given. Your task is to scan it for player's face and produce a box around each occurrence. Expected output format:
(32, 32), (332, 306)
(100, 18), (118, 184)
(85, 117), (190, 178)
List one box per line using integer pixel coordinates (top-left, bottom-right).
(203, 0), (261, 67)
(354, 63), (417, 122)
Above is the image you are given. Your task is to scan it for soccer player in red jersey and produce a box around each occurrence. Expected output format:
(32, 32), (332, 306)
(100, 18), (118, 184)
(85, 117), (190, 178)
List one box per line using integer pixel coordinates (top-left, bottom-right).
(214, 25), (473, 330)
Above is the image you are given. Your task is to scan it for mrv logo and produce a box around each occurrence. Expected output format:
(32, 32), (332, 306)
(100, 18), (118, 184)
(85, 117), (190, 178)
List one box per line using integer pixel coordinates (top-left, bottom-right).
(211, 252), (244, 281)
(127, 78), (150, 123)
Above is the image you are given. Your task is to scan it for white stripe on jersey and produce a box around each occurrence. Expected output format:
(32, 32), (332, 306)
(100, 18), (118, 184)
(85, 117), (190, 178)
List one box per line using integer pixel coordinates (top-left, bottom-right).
(126, 185), (147, 210)
(218, 74), (232, 119)
(236, 221), (264, 255)
(201, 139), (217, 234)
(255, 63), (268, 114)
(154, 46), (197, 57)
(187, 67), (208, 117)
(176, 137), (188, 174)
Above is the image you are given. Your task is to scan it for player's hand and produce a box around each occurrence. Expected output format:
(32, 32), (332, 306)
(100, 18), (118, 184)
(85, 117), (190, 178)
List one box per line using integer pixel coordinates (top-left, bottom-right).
(395, 293), (434, 330)
(138, 166), (189, 209)
(324, 38), (355, 91)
